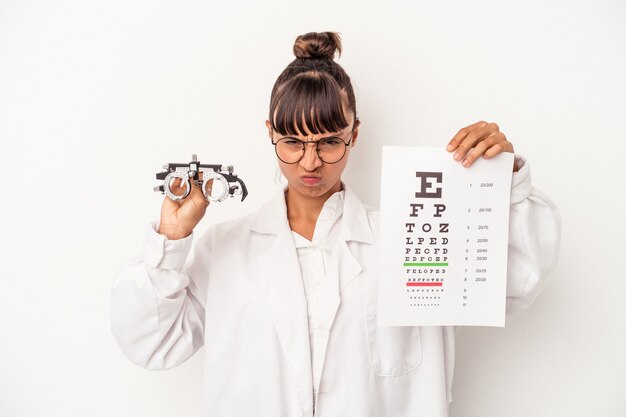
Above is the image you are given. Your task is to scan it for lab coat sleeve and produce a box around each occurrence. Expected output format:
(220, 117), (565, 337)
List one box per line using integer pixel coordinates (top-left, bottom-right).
(109, 220), (209, 370)
(504, 154), (561, 315)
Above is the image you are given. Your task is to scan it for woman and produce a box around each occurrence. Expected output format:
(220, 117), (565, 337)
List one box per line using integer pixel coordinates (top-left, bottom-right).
(110, 31), (561, 417)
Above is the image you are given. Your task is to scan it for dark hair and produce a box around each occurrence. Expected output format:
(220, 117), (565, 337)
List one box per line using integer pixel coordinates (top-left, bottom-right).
(268, 31), (358, 136)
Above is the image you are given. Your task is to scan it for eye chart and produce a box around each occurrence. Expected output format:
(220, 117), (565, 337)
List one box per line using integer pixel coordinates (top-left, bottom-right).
(377, 146), (514, 327)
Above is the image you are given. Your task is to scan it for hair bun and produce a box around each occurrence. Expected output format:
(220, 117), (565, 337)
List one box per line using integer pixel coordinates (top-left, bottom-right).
(293, 31), (342, 60)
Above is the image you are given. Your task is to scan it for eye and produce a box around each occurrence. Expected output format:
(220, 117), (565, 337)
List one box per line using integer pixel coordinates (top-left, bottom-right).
(322, 138), (343, 146)
(281, 138), (302, 145)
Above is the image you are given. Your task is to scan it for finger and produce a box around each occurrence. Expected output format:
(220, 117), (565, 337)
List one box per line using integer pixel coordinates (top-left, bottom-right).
(202, 177), (215, 199)
(453, 122), (499, 161)
(170, 177), (181, 189)
(190, 171), (206, 189)
(188, 175), (202, 194)
(483, 140), (514, 158)
(461, 133), (501, 167)
(447, 120), (489, 152)
(189, 175), (200, 189)
(208, 177), (216, 194)
(169, 176), (188, 197)
(189, 175), (210, 207)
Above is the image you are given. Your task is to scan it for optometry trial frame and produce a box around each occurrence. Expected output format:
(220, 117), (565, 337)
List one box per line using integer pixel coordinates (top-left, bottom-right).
(154, 154), (248, 203)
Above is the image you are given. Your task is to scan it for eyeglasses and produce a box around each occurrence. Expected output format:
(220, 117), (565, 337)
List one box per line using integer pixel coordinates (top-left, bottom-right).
(270, 130), (354, 164)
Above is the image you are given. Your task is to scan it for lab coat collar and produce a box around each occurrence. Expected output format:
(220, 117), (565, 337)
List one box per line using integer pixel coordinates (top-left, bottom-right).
(250, 181), (375, 245)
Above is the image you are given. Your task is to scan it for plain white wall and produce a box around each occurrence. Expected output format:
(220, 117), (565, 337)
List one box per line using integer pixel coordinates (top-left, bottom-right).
(1, 0), (624, 416)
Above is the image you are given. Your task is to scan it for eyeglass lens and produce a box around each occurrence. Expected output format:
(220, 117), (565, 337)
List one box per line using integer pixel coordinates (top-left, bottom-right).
(275, 137), (349, 164)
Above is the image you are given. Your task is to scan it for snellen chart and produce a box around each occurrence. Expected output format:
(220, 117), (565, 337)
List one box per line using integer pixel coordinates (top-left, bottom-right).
(378, 146), (514, 327)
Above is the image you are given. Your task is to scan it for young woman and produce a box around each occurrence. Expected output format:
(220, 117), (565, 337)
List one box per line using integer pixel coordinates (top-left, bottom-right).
(110, 31), (561, 417)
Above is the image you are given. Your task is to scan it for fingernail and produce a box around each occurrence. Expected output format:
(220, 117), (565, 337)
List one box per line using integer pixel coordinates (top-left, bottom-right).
(462, 159), (470, 167)
(454, 151), (461, 160)
(446, 144), (453, 151)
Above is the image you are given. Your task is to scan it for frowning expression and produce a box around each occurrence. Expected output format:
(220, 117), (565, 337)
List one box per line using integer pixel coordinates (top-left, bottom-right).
(265, 113), (360, 199)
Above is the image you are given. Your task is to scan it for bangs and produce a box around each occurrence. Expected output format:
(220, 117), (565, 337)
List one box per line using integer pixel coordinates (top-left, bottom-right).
(269, 71), (351, 136)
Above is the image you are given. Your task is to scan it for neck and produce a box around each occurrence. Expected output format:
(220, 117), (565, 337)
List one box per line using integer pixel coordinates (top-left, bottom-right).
(285, 180), (343, 224)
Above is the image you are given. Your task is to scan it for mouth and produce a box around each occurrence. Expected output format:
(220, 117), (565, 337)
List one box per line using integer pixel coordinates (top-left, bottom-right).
(301, 175), (321, 185)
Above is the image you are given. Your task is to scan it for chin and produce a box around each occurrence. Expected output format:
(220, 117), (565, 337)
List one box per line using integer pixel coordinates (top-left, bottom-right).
(298, 180), (340, 198)
(298, 184), (327, 196)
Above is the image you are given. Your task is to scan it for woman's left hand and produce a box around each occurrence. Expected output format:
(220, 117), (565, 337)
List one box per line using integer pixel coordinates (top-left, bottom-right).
(446, 120), (519, 172)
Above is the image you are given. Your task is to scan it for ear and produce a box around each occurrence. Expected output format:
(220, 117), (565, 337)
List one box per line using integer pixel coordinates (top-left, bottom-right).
(265, 119), (272, 139)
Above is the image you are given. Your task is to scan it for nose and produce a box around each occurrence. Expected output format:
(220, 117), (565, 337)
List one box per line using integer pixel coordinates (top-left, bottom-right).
(299, 142), (323, 171)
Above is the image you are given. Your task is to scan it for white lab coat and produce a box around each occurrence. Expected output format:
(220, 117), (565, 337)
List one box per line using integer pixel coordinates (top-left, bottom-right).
(110, 154), (561, 417)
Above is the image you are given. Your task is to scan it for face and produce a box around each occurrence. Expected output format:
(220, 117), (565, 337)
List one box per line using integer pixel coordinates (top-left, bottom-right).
(265, 110), (360, 200)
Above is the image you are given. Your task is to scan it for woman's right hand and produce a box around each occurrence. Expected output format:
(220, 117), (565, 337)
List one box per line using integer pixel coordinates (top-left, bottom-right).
(157, 172), (214, 240)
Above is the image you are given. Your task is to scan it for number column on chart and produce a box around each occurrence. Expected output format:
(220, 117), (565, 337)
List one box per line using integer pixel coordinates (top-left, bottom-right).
(463, 181), (495, 309)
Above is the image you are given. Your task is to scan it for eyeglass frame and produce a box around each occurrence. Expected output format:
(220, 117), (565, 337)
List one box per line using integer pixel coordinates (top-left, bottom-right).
(269, 123), (357, 165)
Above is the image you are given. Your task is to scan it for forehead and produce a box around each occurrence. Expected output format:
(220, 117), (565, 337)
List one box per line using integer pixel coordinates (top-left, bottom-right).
(271, 107), (354, 137)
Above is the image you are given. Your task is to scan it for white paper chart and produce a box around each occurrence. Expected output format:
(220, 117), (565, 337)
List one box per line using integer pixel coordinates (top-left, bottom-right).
(377, 146), (514, 327)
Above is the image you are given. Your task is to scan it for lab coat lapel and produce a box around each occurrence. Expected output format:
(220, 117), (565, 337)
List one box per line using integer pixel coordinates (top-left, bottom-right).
(314, 184), (374, 402)
(251, 187), (314, 417)
(336, 184), (375, 293)
(315, 184), (371, 331)
(299, 183), (374, 334)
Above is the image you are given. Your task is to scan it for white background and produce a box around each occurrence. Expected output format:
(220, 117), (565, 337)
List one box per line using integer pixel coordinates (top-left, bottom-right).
(1, 1), (624, 416)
